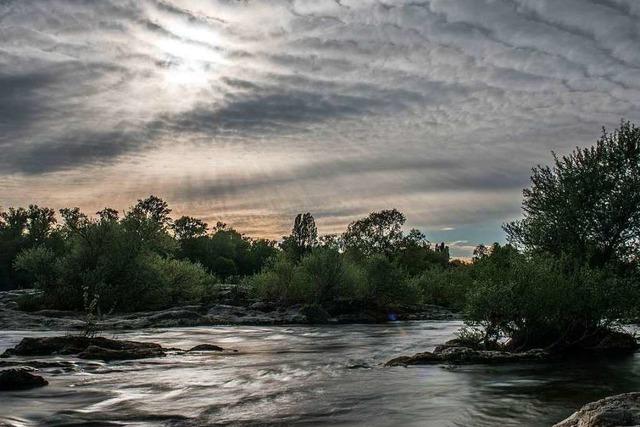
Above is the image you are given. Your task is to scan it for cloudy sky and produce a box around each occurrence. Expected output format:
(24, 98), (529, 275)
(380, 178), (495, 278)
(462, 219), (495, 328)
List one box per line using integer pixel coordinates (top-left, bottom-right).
(1, 0), (640, 257)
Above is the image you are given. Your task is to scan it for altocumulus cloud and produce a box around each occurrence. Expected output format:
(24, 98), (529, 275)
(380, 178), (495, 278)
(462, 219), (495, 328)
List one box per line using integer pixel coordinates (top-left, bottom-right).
(1, 0), (639, 256)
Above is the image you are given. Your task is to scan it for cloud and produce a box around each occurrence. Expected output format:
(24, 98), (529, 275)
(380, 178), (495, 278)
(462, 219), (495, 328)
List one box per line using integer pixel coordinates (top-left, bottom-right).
(1, 0), (639, 242)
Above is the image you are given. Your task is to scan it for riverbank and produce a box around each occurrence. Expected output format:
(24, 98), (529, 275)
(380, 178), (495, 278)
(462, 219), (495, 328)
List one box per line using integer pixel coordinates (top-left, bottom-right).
(0, 289), (458, 331)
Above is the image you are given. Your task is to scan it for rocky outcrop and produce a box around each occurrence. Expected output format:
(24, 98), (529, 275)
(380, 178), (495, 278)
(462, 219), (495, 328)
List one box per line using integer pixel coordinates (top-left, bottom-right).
(2, 336), (166, 361)
(0, 368), (48, 391)
(385, 345), (551, 366)
(554, 392), (640, 427)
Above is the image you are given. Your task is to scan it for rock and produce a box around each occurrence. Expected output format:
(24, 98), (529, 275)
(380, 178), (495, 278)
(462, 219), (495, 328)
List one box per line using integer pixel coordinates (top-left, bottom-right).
(78, 344), (165, 361)
(300, 304), (330, 324)
(385, 346), (551, 367)
(0, 368), (48, 391)
(589, 330), (639, 353)
(32, 309), (81, 318)
(249, 302), (275, 312)
(554, 392), (640, 427)
(2, 336), (166, 361)
(188, 344), (224, 352)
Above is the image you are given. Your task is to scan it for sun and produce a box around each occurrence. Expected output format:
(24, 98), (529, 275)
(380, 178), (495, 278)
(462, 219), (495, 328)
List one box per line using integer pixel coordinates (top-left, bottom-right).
(155, 26), (227, 90)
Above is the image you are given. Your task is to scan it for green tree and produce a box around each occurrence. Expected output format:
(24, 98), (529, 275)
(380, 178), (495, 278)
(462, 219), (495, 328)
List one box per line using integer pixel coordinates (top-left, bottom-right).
(281, 212), (318, 260)
(504, 120), (640, 268)
(342, 209), (406, 257)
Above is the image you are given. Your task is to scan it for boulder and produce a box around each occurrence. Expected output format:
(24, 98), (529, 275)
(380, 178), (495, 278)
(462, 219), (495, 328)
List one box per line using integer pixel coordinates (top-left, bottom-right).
(188, 344), (225, 352)
(0, 368), (48, 391)
(299, 304), (330, 324)
(554, 392), (640, 427)
(385, 346), (550, 367)
(2, 336), (166, 361)
(78, 344), (165, 361)
(589, 330), (639, 353)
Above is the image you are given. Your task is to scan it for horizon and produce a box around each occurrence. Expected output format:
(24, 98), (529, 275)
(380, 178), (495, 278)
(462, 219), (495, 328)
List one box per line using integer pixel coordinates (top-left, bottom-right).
(2, 0), (640, 258)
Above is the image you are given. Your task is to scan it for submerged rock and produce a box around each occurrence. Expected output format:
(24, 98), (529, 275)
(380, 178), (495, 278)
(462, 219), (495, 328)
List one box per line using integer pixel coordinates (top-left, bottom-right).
(188, 344), (225, 352)
(2, 336), (166, 361)
(78, 344), (165, 361)
(385, 345), (551, 366)
(0, 368), (48, 391)
(554, 392), (640, 427)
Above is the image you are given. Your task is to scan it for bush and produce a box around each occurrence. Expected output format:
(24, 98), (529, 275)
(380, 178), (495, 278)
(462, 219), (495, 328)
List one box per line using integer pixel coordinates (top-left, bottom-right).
(248, 254), (307, 304)
(463, 246), (639, 351)
(248, 248), (425, 312)
(410, 264), (473, 310)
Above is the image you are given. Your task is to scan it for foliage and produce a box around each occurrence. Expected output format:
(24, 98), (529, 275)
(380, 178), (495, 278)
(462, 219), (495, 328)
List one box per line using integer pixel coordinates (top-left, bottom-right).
(410, 263), (473, 311)
(342, 209), (406, 257)
(504, 120), (640, 269)
(0, 205), (59, 290)
(14, 197), (219, 312)
(280, 212), (318, 261)
(176, 225), (277, 282)
(249, 247), (423, 312)
(463, 244), (639, 351)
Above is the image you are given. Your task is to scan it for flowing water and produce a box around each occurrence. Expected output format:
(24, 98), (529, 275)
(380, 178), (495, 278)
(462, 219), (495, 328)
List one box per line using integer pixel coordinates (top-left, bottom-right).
(2, 321), (640, 426)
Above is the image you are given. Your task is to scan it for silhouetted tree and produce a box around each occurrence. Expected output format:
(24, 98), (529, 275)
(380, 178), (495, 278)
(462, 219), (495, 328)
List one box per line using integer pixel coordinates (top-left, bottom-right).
(96, 207), (119, 222)
(473, 244), (489, 261)
(173, 216), (208, 240)
(128, 195), (172, 229)
(281, 212), (318, 260)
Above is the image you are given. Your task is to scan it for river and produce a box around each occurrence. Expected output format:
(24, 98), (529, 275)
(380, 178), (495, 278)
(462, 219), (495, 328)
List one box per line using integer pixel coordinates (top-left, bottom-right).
(2, 321), (640, 426)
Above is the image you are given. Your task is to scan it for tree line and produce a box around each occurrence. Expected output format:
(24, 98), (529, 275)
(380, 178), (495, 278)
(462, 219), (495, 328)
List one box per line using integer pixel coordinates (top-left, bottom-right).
(1, 120), (638, 347)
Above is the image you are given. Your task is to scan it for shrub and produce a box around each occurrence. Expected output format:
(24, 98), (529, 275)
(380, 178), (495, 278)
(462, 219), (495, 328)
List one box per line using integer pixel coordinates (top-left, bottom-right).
(463, 247), (639, 351)
(410, 264), (473, 310)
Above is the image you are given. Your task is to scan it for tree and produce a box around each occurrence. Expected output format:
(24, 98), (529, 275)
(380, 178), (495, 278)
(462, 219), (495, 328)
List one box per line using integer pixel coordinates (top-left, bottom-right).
(173, 216), (208, 240)
(96, 208), (119, 222)
(127, 195), (172, 229)
(25, 205), (56, 244)
(504, 120), (640, 269)
(473, 244), (490, 261)
(342, 209), (406, 257)
(0, 205), (57, 290)
(281, 212), (318, 260)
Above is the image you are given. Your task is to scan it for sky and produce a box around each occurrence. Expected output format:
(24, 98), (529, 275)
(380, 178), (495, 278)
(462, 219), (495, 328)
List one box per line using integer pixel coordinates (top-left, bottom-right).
(1, 0), (640, 257)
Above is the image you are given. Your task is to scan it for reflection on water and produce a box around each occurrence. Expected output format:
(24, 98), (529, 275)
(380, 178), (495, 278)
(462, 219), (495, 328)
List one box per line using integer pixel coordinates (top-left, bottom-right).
(1, 322), (640, 426)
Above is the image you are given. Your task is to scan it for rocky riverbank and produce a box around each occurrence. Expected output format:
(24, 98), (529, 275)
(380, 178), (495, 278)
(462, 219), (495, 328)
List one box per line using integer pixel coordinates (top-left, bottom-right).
(554, 392), (640, 427)
(0, 289), (458, 331)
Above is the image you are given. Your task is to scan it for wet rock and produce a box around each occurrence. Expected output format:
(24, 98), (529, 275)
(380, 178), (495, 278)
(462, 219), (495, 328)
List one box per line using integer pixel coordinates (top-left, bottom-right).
(188, 344), (225, 352)
(554, 392), (640, 427)
(346, 363), (372, 369)
(2, 336), (166, 361)
(32, 309), (80, 318)
(385, 346), (551, 366)
(249, 302), (275, 312)
(300, 304), (330, 324)
(588, 330), (639, 353)
(78, 344), (165, 361)
(0, 368), (48, 391)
